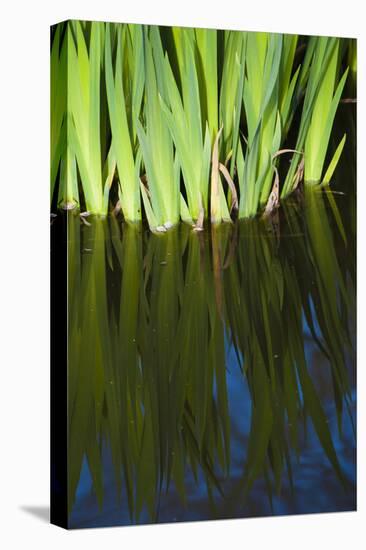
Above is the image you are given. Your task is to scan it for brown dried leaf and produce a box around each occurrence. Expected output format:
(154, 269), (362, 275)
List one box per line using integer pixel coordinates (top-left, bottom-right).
(293, 157), (305, 190)
(271, 148), (303, 161)
(263, 167), (280, 217)
(219, 162), (238, 212)
(112, 200), (121, 216)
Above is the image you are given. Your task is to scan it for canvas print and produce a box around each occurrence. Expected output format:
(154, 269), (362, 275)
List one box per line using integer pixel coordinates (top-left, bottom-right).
(50, 20), (357, 529)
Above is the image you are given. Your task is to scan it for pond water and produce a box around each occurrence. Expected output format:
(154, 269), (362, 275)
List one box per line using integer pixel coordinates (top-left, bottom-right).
(59, 104), (356, 529)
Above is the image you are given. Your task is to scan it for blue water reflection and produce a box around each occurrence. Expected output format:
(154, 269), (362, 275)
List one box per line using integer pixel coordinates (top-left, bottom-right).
(67, 184), (356, 529)
(70, 310), (356, 528)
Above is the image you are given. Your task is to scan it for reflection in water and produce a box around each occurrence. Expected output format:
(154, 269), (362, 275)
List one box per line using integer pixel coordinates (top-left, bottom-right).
(65, 181), (356, 528)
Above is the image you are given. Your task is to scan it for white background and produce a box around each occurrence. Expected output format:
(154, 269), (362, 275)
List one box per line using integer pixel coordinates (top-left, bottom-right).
(0, 1), (364, 548)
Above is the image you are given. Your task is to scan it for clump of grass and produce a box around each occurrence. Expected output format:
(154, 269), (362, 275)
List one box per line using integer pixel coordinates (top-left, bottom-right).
(304, 39), (348, 184)
(137, 27), (181, 232)
(237, 32), (300, 218)
(67, 21), (117, 215)
(50, 24), (69, 208)
(51, 22), (355, 225)
(67, 22), (104, 213)
(159, 27), (212, 224)
(282, 37), (349, 196)
(105, 23), (143, 222)
(219, 31), (246, 176)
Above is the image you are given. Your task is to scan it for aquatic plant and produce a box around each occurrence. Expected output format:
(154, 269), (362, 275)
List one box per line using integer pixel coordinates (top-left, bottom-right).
(104, 23), (143, 222)
(50, 24), (68, 208)
(51, 22), (355, 226)
(281, 37), (349, 196)
(67, 22), (108, 213)
(136, 27), (182, 231)
(159, 27), (214, 224)
(237, 32), (300, 218)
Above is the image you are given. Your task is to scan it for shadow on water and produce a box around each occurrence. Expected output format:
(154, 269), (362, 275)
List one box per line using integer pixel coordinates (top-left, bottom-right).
(63, 177), (356, 528)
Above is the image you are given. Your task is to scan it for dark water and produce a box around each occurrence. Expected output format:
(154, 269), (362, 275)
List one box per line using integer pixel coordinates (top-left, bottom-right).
(63, 156), (356, 528)
(60, 101), (356, 529)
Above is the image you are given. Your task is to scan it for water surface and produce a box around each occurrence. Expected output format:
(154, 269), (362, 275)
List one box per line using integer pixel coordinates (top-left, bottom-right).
(64, 168), (356, 527)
